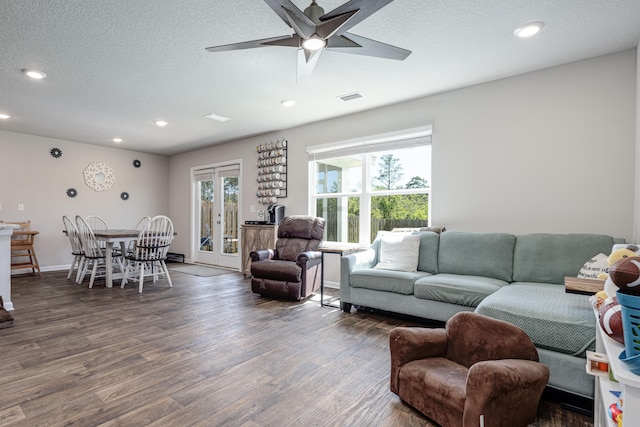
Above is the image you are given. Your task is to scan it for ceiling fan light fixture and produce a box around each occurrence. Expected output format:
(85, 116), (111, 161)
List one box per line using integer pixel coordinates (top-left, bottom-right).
(301, 35), (326, 51)
(22, 69), (47, 79)
(514, 21), (545, 38)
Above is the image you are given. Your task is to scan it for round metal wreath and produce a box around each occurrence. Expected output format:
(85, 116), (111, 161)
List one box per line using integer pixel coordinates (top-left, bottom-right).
(50, 147), (62, 158)
(120, 192), (130, 201)
(66, 188), (78, 198)
(133, 159), (141, 168)
(83, 162), (115, 192)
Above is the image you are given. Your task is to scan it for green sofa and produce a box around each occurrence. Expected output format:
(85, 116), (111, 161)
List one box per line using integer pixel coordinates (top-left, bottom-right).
(340, 230), (619, 399)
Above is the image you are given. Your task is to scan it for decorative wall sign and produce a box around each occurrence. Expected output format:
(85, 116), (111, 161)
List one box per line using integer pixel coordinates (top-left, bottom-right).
(256, 139), (287, 205)
(66, 188), (78, 198)
(83, 162), (115, 192)
(133, 159), (141, 168)
(50, 147), (62, 158)
(120, 192), (130, 200)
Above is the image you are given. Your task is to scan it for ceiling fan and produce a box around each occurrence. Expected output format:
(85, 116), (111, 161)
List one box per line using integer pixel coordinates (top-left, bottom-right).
(205, 0), (411, 83)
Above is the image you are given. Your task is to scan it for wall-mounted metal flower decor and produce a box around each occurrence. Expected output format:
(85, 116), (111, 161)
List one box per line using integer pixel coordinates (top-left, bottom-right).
(83, 162), (115, 192)
(120, 192), (130, 201)
(50, 147), (63, 158)
(66, 188), (78, 198)
(133, 159), (141, 168)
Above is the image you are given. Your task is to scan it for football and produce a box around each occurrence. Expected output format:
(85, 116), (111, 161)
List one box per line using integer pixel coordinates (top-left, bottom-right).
(599, 299), (625, 344)
(609, 256), (640, 295)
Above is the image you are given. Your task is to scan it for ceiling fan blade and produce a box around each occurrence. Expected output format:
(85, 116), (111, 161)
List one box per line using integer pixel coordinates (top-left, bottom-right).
(316, 9), (358, 40)
(206, 35), (295, 52)
(263, 0), (315, 30)
(327, 33), (411, 60)
(320, 0), (394, 35)
(297, 48), (322, 84)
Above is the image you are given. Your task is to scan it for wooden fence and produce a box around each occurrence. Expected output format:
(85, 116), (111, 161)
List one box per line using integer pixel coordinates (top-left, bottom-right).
(200, 202), (238, 253)
(323, 213), (428, 243)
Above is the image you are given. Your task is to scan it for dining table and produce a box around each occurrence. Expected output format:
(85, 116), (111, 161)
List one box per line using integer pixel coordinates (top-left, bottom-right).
(92, 229), (141, 288)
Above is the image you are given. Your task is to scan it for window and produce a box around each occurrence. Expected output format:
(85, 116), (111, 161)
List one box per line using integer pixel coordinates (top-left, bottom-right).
(308, 128), (431, 245)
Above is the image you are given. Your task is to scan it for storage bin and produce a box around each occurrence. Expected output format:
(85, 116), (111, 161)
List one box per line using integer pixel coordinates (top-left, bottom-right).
(616, 291), (640, 372)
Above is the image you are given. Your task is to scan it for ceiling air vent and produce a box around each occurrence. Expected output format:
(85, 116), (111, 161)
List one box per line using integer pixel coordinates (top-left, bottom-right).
(338, 92), (363, 102)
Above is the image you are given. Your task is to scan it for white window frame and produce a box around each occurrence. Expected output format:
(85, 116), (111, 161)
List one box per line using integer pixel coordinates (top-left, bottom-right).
(308, 126), (432, 246)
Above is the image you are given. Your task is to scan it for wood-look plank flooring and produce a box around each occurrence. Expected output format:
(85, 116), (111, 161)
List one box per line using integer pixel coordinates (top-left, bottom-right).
(1, 267), (593, 427)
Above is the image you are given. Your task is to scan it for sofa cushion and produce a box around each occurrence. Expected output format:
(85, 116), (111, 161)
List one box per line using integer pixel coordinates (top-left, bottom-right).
(475, 283), (595, 356)
(512, 233), (615, 284)
(417, 231), (439, 274)
(577, 253), (609, 279)
(374, 233), (421, 272)
(438, 231), (516, 282)
(250, 260), (301, 282)
(350, 269), (431, 295)
(414, 274), (507, 307)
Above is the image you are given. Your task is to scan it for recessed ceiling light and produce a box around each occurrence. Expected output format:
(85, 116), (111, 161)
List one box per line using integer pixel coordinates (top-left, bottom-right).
(22, 69), (47, 79)
(203, 113), (231, 122)
(514, 22), (545, 38)
(281, 100), (296, 108)
(112, 137), (123, 143)
(155, 120), (168, 127)
(0, 113), (10, 120)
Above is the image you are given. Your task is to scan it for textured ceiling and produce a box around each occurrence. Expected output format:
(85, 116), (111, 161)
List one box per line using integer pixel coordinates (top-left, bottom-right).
(1, 0), (640, 156)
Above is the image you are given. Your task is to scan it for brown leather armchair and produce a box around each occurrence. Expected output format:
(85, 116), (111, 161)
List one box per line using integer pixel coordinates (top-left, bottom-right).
(389, 312), (549, 427)
(250, 215), (325, 301)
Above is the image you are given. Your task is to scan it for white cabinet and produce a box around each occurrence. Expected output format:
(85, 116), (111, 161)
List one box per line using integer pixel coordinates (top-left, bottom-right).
(0, 227), (15, 310)
(594, 318), (640, 426)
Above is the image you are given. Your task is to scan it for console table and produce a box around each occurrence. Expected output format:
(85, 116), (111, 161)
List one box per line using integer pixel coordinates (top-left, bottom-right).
(241, 224), (277, 277)
(319, 246), (360, 308)
(594, 312), (640, 426)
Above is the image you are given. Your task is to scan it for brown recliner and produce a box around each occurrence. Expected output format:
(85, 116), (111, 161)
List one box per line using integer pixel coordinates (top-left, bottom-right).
(250, 215), (325, 301)
(389, 312), (549, 427)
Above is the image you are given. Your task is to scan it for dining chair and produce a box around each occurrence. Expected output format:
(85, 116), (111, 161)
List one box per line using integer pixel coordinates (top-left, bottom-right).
(121, 215), (174, 293)
(76, 215), (123, 288)
(85, 215), (109, 230)
(62, 215), (84, 282)
(135, 216), (151, 231)
(7, 220), (41, 277)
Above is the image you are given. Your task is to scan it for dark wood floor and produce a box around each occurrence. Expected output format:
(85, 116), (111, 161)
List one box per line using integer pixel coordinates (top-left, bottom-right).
(1, 267), (593, 427)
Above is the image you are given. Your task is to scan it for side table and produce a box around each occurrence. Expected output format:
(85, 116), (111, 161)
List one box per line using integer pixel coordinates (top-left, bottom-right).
(319, 246), (360, 308)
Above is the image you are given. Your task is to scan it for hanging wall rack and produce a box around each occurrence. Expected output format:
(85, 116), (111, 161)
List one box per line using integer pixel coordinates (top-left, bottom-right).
(256, 139), (287, 205)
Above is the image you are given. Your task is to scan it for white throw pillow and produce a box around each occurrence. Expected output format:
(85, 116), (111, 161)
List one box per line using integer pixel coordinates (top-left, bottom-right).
(374, 233), (421, 272)
(577, 253), (609, 279)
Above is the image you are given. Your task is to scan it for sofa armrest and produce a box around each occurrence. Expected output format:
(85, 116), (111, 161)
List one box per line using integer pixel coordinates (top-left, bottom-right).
(297, 250), (322, 269)
(250, 249), (275, 262)
(463, 359), (549, 427)
(346, 247), (378, 271)
(389, 327), (448, 394)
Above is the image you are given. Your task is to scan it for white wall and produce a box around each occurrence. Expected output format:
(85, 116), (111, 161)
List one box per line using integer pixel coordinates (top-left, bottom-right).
(634, 43), (640, 243)
(3, 48), (633, 283)
(170, 49), (637, 262)
(168, 49), (637, 285)
(0, 131), (170, 270)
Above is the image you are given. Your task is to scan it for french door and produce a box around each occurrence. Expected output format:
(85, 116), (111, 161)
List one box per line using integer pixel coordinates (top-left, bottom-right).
(193, 164), (240, 269)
